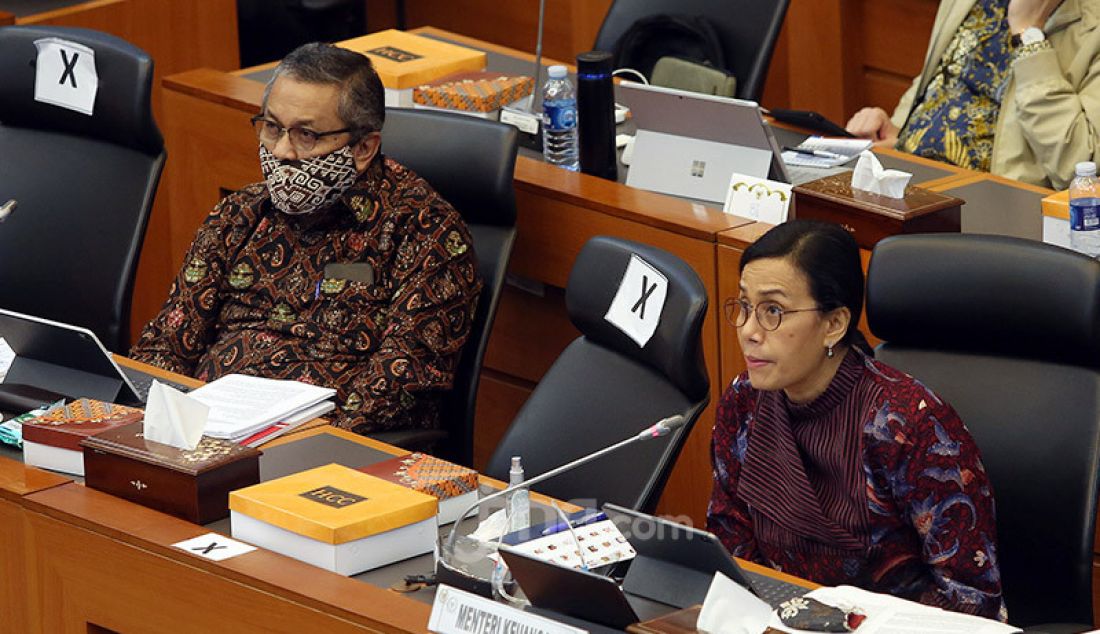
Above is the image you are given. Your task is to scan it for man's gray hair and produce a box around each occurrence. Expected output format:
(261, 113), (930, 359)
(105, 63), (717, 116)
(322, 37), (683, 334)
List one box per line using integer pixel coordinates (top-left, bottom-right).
(262, 42), (385, 138)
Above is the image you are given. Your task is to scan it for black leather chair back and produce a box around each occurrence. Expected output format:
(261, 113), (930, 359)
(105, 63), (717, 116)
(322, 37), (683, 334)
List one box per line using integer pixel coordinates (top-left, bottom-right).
(594, 0), (790, 102)
(867, 234), (1100, 627)
(486, 237), (710, 512)
(0, 26), (165, 352)
(371, 108), (518, 467)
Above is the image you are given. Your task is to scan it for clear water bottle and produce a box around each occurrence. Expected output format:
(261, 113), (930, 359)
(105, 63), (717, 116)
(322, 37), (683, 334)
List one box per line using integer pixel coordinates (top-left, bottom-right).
(507, 456), (530, 531)
(1070, 161), (1100, 258)
(542, 65), (579, 171)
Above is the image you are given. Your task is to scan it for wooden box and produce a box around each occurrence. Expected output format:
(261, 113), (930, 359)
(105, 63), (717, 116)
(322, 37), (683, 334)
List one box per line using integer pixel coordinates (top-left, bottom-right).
(82, 421), (261, 524)
(792, 173), (963, 248)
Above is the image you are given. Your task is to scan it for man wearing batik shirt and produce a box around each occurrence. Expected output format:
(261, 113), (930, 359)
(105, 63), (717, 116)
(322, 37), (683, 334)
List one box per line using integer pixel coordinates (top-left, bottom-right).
(131, 43), (481, 434)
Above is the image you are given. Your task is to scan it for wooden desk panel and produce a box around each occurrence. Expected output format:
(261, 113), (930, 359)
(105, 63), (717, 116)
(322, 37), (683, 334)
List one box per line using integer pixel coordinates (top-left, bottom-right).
(0, 454), (67, 634)
(24, 483), (431, 633)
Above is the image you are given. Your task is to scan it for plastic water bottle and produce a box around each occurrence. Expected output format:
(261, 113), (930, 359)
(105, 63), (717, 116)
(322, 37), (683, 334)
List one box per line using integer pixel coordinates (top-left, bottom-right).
(507, 456), (530, 531)
(542, 65), (579, 171)
(1070, 161), (1100, 258)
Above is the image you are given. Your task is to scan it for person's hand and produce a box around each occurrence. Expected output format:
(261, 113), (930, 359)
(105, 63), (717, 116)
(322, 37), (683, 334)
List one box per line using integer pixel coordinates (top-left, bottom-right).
(1007, 0), (1062, 33)
(845, 107), (899, 146)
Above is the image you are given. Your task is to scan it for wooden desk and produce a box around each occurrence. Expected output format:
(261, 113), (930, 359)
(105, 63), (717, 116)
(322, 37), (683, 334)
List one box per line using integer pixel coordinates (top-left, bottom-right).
(5, 423), (814, 633)
(0, 456), (69, 634)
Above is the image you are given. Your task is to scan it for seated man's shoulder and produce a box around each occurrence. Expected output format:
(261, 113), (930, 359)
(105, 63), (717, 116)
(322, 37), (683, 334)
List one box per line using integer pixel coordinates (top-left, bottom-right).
(377, 157), (475, 248)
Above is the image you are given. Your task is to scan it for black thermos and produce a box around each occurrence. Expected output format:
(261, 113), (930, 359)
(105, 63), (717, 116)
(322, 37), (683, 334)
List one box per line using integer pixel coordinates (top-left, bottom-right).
(576, 51), (617, 181)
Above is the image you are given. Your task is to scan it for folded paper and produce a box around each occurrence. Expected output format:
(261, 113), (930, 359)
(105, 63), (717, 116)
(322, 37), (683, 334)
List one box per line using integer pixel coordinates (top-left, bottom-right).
(143, 380), (208, 451)
(851, 151), (911, 199)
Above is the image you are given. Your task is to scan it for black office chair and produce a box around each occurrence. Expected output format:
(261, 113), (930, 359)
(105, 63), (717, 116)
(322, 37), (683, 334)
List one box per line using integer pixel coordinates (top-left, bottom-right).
(369, 108), (518, 468)
(485, 236), (710, 512)
(0, 26), (165, 353)
(866, 234), (1100, 629)
(594, 0), (791, 102)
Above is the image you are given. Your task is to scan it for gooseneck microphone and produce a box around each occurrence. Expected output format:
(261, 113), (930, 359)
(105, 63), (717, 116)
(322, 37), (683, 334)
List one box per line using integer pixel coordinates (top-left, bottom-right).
(437, 414), (685, 595)
(0, 199), (16, 222)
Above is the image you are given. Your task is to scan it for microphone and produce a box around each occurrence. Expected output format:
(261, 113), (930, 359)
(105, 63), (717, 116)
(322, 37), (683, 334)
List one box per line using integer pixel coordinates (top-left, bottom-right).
(437, 412), (685, 596)
(0, 199), (15, 223)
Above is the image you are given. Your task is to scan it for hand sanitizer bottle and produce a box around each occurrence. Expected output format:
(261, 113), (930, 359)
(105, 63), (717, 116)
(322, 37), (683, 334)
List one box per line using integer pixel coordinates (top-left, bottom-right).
(507, 456), (530, 532)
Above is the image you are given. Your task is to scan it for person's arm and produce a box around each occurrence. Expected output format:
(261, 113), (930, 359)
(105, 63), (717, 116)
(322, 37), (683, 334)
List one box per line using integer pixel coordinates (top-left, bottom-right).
(338, 210), (481, 432)
(1011, 42), (1100, 189)
(129, 191), (256, 375)
(883, 393), (1006, 620)
(706, 379), (762, 562)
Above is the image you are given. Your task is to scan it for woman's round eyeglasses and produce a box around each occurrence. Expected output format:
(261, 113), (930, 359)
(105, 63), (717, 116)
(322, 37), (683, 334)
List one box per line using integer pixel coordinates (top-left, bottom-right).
(723, 297), (824, 331)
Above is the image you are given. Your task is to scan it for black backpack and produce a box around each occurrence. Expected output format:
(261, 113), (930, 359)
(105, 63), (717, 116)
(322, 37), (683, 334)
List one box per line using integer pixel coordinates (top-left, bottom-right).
(611, 14), (727, 81)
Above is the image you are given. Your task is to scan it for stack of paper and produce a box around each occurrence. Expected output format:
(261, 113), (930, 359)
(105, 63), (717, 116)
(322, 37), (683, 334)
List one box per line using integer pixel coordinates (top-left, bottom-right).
(782, 136), (873, 168)
(186, 374), (336, 443)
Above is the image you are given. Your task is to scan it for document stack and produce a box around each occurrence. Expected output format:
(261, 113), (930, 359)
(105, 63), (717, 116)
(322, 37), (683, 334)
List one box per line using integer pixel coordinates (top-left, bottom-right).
(186, 374), (336, 444)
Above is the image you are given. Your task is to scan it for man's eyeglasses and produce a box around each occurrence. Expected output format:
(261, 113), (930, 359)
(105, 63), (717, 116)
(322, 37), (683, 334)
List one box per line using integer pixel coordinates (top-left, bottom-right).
(723, 297), (824, 331)
(250, 115), (353, 153)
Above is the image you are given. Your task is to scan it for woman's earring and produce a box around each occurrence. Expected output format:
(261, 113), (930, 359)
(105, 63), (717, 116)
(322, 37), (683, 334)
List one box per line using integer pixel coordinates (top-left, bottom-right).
(826, 344), (835, 358)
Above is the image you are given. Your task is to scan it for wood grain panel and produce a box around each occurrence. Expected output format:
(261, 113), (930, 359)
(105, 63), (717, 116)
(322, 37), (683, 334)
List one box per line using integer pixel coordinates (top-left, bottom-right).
(0, 499), (35, 634)
(483, 283), (578, 384)
(860, 0), (938, 78)
(784, 0), (862, 123)
(0, 10), (13, 25)
(863, 69), (918, 115)
(473, 371), (534, 470)
(25, 483), (432, 633)
(0, 455), (70, 501)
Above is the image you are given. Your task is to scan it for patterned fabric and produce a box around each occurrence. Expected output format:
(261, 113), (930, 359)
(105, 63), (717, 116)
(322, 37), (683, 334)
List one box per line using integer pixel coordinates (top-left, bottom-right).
(259, 143), (360, 215)
(707, 349), (1006, 621)
(898, 0), (1012, 171)
(131, 155), (481, 434)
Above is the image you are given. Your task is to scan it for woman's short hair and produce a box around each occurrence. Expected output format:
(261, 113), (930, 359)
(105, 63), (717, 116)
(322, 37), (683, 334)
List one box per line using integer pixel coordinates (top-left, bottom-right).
(740, 220), (865, 347)
(263, 42), (384, 140)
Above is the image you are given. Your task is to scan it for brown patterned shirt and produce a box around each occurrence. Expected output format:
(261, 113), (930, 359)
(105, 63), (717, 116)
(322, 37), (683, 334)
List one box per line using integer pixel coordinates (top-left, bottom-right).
(131, 156), (481, 434)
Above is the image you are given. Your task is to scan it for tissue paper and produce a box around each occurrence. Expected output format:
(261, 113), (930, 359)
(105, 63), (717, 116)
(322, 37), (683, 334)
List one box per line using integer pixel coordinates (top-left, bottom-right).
(851, 151), (911, 199)
(143, 380), (208, 451)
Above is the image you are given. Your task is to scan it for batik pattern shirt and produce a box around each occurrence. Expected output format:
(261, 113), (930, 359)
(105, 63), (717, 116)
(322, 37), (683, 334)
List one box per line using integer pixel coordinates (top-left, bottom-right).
(898, 0), (1013, 171)
(707, 351), (1006, 621)
(131, 156), (481, 434)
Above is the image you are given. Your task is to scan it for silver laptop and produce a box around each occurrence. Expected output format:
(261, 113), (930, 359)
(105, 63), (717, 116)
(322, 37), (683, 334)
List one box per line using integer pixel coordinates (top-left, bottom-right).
(618, 81), (792, 203)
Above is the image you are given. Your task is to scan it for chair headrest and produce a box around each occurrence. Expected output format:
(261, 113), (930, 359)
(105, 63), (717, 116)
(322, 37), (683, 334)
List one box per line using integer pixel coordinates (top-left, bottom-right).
(867, 234), (1100, 367)
(565, 236), (709, 400)
(382, 108), (517, 228)
(0, 26), (163, 155)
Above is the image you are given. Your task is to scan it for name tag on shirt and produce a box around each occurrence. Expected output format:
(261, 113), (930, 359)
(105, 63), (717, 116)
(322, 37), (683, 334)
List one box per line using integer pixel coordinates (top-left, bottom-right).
(324, 262), (374, 286)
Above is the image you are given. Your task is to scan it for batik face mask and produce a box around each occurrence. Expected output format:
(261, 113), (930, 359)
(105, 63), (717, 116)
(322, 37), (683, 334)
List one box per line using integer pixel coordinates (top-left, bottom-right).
(259, 143), (359, 215)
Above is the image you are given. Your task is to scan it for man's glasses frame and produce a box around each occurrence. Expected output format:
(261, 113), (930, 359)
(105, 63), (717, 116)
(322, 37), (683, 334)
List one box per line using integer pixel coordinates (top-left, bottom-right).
(250, 115), (353, 153)
(723, 297), (824, 331)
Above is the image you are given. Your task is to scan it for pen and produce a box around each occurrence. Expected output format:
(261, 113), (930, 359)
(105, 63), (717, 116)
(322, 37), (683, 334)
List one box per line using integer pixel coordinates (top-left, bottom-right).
(783, 146), (845, 160)
(541, 511), (607, 536)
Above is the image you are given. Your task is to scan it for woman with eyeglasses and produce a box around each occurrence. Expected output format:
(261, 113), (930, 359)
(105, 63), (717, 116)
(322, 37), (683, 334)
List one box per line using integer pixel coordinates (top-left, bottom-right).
(707, 220), (1006, 621)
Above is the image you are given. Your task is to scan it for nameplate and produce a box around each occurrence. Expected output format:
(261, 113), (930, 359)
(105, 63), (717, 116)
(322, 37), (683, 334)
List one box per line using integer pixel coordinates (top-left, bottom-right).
(429, 585), (586, 634)
(500, 108), (540, 136)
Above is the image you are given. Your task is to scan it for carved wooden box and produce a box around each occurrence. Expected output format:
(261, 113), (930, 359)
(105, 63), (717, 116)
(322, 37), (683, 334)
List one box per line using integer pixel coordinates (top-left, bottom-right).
(793, 173), (963, 248)
(82, 421), (261, 524)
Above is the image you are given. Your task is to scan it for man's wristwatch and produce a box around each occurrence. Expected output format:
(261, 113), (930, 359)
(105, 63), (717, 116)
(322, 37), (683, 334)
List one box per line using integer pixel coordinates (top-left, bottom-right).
(1011, 26), (1046, 48)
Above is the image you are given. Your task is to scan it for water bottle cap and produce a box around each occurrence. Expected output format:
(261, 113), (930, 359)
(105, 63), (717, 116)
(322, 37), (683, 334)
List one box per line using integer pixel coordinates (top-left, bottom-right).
(1077, 161), (1097, 177)
(547, 65), (568, 79)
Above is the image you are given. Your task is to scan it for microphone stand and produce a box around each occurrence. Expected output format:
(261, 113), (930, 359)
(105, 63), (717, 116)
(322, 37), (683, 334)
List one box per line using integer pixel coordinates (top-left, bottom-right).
(526, 0), (546, 115)
(436, 415), (684, 596)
